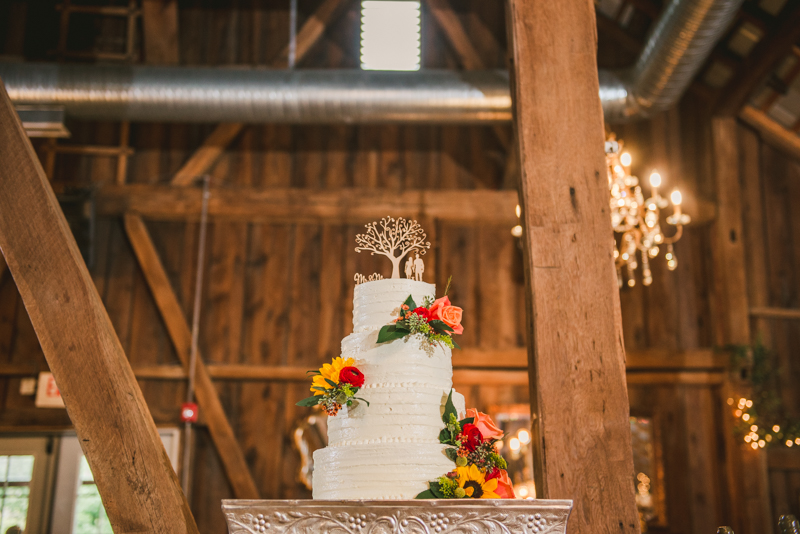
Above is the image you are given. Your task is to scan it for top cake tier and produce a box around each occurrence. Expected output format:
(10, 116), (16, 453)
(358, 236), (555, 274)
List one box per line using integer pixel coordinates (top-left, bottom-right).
(353, 279), (436, 332)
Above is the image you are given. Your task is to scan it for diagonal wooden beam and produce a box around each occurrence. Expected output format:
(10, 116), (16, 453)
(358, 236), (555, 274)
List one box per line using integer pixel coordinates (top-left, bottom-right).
(739, 105), (800, 162)
(124, 213), (260, 499)
(0, 79), (198, 533)
(715, 0), (800, 116)
(271, 0), (351, 67)
(171, 123), (244, 186)
(425, 0), (485, 69)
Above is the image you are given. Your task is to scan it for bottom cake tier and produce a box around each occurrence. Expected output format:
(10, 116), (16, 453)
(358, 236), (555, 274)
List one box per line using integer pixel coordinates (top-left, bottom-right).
(312, 442), (454, 500)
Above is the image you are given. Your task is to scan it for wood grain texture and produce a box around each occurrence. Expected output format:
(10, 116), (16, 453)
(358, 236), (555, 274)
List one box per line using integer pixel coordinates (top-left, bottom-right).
(425, 0), (486, 69)
(171, 123), (244, 186)
(507, 1), (639, 532)
(739, 106), (800, 162)
(98, 184), (521, 224)
(123, 213), (260, 499)
(271, 0), (350, 67)
(0, 80), (198, 533)
(141, 0), (180, 65)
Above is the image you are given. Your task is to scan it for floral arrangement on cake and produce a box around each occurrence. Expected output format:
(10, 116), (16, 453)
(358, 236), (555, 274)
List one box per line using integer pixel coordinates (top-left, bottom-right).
(377, 279), (463, 350)
(295, 357), (369, 416)
(416, 392), (515, 499)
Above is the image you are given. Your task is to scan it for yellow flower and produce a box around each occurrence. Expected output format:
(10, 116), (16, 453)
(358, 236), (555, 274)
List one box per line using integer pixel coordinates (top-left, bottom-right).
(310, 357), (355, 392)
(455, 464), (499, 499)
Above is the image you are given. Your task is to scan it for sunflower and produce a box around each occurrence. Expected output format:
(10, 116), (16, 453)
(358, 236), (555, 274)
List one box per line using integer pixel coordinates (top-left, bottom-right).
(310, 357), (355, 392)
(455, 464), (500, 499)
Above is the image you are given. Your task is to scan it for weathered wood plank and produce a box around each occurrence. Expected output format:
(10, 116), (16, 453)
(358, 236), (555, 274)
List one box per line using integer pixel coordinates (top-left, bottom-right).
(171, 123), (244, 186)
(425, 0), (485, 69)
(508, 0), (640, 533)
(739, 106), (800, 162)
(0, 79), (198, 533)
(123, 213), (260, 499)
(271, 0), (350, 67)
(141, 0), (179, 65)
(508, 2), (639, 532)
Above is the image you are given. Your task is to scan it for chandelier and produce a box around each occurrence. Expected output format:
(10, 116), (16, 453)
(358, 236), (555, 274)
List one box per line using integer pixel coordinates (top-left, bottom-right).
(605, 136), (690, 288)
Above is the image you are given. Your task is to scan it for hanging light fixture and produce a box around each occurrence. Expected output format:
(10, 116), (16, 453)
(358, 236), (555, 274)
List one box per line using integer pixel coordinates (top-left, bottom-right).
(605, 136), (690, 288)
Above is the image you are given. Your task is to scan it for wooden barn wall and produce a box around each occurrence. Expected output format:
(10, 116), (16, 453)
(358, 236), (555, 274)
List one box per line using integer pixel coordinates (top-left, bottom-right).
(0, 2), (798, 534)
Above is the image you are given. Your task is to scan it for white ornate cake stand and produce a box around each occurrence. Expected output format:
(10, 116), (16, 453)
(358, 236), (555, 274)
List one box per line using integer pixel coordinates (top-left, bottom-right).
(222, 499), (573, 534)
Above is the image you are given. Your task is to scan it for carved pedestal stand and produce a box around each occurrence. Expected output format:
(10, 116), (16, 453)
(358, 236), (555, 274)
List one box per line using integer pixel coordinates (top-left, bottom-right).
(223, 499), (573, 534)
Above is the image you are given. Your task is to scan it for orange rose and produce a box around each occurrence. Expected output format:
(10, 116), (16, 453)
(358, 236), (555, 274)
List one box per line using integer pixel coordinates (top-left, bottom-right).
(487, 469), (516, 499)
(429, 296), (464, 335)
(465, 409), (504, 441)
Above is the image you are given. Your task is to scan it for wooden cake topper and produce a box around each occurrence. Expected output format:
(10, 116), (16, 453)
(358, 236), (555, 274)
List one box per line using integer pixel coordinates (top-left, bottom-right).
(355, 217), (430, 280)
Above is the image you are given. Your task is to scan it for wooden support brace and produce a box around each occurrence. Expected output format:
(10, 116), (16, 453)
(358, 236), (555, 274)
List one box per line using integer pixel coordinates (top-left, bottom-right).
(507, 1), (640, 532)
(123, 213), (261, 500)
(739, 105), (800, 162)
(271, 0), (350, 67)
(171, 123), (244, 186)
(425, 0), (485, 70)
(0, 79), (198, 533)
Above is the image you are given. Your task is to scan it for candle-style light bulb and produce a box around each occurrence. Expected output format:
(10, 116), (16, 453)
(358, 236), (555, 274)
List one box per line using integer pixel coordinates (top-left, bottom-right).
(649, 171), (661, 188)
(671, 189), (682, 206)
(620, 152), (632, 167)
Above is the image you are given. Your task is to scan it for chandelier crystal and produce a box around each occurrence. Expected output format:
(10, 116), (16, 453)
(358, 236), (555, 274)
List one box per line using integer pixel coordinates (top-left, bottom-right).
(605, 136), (691, 288)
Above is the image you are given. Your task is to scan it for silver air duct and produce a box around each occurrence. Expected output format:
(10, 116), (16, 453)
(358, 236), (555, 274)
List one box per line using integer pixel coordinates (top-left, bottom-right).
(0, 0), (742, 124)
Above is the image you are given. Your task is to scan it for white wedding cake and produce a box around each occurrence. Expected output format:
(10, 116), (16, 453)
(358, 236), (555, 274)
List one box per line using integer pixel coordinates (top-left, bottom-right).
(312, 278), (465, 500)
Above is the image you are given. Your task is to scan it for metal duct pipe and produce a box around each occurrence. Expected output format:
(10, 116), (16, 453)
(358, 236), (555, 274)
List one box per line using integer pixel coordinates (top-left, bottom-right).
(0, 63), (512, 124)
(0, 0), (742, 124)
(605, 0), (744, 120)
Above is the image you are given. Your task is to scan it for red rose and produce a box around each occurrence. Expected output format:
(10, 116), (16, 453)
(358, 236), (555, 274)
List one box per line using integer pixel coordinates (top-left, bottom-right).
(411, 307), (431, 321)
(339, 366), (365, 388)
(459, 423), (483, 451)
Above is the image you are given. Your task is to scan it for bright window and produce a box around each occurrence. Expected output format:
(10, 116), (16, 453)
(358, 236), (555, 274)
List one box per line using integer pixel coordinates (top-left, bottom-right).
(0, 455), (35, 532)
(72, 456), (112, 534)
(360, 1), (421, 71)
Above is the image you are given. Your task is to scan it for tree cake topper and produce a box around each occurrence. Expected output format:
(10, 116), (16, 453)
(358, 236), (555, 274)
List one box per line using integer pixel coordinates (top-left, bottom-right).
(355, 217), (431, 279)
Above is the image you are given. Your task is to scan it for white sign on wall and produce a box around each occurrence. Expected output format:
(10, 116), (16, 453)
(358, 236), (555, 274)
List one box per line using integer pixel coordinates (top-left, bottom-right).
(35, 372), (65, 408)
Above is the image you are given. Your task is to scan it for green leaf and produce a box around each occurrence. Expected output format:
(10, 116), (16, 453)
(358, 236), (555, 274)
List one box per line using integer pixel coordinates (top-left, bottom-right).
(311, 386), (327, 392)
(353, 397), (370, 407)
(295, 395), (322, 407)
(306, 370), (320, 375)
(429, 481), (445, 499)
(403, 294), (417, 311)
(415, 489), (436, 499)
(429, 320), (454, 333)
(459, 417), (474, 427)
(377, 324), (410, 344)
(439, 428), (452, 444)
(451, 338), (461, 350)
(444, 447), (458, 462)
(442, 390), (457, 425)
(324, 378), (338, 388)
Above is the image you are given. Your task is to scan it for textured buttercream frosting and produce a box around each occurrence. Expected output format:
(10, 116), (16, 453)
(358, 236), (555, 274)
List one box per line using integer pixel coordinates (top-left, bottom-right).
(312, 278), (465, 500)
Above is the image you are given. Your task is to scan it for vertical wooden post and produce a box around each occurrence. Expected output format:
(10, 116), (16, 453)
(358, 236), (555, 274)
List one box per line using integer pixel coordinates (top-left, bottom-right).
(710, 117), (773, 534)
(0, 82), (198, 531)
(507, 1), (639, 533)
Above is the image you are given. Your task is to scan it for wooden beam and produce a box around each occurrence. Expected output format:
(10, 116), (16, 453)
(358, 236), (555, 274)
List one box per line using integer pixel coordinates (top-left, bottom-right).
(0, 79), (197, 533)
(128, 364), (723, 386)
(767, 449), (800, 470)
(715, 1), (800, 116)
(96, 184), (719, 226)
(123, 214), (260, 499)
(141, 0), (180, 65)
(739, 105), (800, 162)
(425, 0), (485, 69)
(171, 123), (244, 186)
(452, 347), (726, 370)
(750, 306), (800, 319)
(507, 1), (639, 532)
(271, 0), (350, 67)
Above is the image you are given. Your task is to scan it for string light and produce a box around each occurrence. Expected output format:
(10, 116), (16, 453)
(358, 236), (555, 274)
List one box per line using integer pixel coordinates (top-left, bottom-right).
(730, 397), (799, 449)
